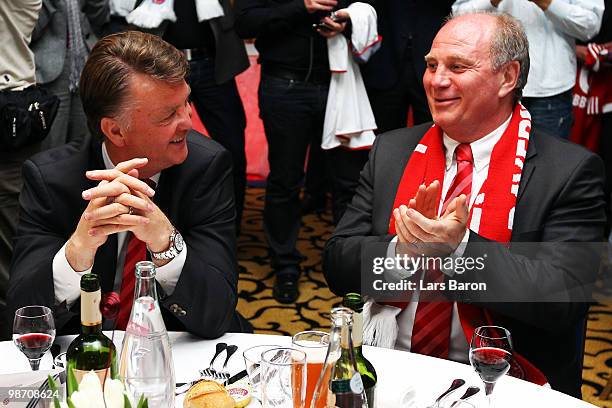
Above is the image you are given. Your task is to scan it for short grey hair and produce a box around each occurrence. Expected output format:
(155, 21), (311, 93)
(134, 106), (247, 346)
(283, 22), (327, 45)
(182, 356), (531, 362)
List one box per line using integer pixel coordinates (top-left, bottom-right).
(447, 11), (530, 102)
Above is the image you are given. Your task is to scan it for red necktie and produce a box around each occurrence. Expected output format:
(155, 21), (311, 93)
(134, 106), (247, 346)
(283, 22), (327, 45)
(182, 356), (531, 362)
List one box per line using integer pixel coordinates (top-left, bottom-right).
(115, 232), (146, 330)
(411, 143), (473, 359)
(115, 179), (156, 330)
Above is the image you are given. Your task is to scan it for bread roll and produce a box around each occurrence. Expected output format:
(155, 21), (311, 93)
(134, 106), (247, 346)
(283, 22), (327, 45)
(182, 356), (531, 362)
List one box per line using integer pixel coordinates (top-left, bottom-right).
(183, 380), (235, 408)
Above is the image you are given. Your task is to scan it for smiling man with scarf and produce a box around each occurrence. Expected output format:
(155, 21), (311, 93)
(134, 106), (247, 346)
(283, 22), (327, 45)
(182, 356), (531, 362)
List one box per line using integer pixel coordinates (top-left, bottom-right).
(324, 12), (607, 398)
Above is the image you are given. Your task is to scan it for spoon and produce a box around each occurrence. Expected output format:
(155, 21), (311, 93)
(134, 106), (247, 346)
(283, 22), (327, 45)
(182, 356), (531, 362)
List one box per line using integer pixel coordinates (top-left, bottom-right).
(428, 378), (465, 408)
(449, 386), (480, 407)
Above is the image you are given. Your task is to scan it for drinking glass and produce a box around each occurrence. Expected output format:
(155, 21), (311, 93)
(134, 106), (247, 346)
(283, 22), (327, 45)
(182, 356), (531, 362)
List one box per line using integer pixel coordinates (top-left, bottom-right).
(292, 331), (329, 408)
(13, 306), (56, 371)
(260, 347), (306, 408)
(469, 326), (513, 408)
(243, 344), (283, 401)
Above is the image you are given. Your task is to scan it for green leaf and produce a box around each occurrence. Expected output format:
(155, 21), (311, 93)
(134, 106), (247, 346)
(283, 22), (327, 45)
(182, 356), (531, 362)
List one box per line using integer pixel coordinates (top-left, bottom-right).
(67, 398), (76, 408)
(136, 394), (148, 408)
(47, 375), (61, 408)
(67, 366), (79, 394)
(123, 393), (133, 408)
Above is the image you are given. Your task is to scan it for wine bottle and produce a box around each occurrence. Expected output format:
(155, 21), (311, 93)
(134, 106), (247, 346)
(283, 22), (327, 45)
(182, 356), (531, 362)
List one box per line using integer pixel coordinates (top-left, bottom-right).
(311, 307), (368, 408)
(65, 273), (118, 396)
(343, 293), (377, 407)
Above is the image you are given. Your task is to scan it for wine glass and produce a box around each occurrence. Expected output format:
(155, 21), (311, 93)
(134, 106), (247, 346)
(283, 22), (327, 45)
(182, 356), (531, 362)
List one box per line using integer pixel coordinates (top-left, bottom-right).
(13, 306), (56, 371)
(468, 326), (512, 408)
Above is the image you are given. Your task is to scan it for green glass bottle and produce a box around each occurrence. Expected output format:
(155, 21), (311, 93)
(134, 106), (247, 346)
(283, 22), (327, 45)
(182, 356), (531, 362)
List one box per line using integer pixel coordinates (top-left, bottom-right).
(343, 293), (377, 407)
(66, 274), (118, 396)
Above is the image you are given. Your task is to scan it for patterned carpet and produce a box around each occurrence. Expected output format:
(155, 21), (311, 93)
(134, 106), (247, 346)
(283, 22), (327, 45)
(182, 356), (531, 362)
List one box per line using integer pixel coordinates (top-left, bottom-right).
(235, 186), (612, 407)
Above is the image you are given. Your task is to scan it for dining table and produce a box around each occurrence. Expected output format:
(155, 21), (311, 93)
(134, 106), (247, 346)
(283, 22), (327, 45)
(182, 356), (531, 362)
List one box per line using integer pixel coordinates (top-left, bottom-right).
(0, 331), (597, 407)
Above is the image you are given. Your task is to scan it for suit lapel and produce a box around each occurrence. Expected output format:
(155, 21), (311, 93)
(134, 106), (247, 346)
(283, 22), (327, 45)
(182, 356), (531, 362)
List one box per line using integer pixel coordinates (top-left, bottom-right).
(516, 132), (538, 202)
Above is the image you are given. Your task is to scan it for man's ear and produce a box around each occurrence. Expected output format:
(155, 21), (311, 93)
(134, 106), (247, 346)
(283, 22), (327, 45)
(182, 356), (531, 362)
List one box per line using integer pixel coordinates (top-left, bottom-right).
(498, 60), (520, 99)
(100, 117), (126, 147)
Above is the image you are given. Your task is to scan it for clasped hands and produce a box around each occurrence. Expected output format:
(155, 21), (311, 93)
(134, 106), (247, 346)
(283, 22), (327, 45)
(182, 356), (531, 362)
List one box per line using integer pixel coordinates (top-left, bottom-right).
(66, 158), (173, 271)
(393, 180), (469, 258)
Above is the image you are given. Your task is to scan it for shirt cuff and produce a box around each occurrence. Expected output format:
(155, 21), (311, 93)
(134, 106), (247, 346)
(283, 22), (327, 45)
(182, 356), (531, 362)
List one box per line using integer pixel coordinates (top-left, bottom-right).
(440, 229), (471, 277)
(385, 236), (417, 281)
(155, 245), (187, 295)
(53, 242), (91, 306)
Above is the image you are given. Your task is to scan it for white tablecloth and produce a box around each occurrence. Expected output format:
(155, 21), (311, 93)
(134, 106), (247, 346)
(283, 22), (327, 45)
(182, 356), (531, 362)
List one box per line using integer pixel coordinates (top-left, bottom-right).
(0, 332), (596, 407)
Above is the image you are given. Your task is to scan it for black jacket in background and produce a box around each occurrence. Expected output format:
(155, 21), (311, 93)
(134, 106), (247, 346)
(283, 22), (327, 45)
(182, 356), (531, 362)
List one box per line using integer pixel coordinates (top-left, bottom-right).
(234, 0), (365, 74)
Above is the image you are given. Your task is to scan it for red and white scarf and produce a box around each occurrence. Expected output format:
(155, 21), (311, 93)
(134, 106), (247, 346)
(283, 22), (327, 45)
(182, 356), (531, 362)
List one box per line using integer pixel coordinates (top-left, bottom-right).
(386, 103), (548, 385)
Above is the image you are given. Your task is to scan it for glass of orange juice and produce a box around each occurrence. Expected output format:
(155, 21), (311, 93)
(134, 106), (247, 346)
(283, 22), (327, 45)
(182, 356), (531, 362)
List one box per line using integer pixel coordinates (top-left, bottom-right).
(292, 331), (329, 408)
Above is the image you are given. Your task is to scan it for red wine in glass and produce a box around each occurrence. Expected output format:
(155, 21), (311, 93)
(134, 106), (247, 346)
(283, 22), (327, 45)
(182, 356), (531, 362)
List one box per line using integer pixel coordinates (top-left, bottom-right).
(469, 347), (512, 383)
(469, 326), (513, 408)
(13, 305), (56, 371)
(14, 333), (54, 360)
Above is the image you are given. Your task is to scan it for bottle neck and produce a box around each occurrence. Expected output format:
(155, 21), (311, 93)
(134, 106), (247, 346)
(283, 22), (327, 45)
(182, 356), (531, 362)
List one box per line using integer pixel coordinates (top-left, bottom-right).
(81, 288), (102, 330)
(134, 262), (158, 302)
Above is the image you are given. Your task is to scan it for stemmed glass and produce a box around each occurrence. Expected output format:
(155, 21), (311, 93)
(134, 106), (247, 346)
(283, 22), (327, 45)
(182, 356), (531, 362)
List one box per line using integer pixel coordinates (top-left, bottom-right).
(468, 326), (512, 408)
(13, 306), (56, 371)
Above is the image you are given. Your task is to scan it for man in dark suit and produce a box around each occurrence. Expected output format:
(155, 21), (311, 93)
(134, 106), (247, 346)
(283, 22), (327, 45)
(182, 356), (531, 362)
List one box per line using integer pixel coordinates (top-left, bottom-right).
(361, 1), (454, 132)
(324, 12), (606, 397)
(7, 31), (249, 338)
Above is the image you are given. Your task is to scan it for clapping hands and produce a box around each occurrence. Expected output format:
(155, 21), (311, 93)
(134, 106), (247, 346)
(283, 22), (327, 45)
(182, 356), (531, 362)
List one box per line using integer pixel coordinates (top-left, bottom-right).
(393, 180), (469, 257)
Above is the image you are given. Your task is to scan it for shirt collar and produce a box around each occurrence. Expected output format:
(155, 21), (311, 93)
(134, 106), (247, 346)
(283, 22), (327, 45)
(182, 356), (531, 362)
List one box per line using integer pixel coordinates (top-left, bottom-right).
(101, 142), (161, 185)
(442, 114), (513, 172)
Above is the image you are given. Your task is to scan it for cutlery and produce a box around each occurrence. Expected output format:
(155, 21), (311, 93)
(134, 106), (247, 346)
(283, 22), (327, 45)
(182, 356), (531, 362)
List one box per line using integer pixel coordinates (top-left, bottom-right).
(426, 378), (465, 408)
(200, 342), (227, 378)
(449, 386), (480, 407)
(227, 369), (248, 385)
(217, 345), (239, 383)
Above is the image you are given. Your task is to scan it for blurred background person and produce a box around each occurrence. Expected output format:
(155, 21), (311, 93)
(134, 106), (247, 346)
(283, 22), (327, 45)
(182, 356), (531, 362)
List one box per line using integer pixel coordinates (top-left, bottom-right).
(0, 0), (43, 341)
(234, 0), (373, 304)
(361, 1), (454, 133)
(453, 0), (604, 139)
(30, 0), (110, 150)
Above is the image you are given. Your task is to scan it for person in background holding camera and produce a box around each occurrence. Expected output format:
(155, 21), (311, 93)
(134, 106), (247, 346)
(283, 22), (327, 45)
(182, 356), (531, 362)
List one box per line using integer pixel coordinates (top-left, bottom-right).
(0, 0), (43, 341)
(234, 0), (374, 304)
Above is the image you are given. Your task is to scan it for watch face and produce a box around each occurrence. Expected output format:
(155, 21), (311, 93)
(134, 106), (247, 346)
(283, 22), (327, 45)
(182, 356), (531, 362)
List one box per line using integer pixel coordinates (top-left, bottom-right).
(174, 232), (185, 252)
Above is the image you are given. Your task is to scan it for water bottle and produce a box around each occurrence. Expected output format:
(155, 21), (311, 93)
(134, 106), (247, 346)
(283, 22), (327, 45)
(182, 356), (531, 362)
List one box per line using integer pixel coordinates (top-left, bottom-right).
(119, 261), (175, 407)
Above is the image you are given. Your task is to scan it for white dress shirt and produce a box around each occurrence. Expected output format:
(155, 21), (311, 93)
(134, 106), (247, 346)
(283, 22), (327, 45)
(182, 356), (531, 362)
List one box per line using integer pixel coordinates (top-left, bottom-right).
(452, 0), (604, 98)
(52, 143), (187, 306)
(391, 115), (512, 362)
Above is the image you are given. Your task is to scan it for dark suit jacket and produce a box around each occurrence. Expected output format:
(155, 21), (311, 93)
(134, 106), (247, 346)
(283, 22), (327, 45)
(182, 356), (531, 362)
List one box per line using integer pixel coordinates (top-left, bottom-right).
(361, 1), (453, 90)
(7, 131), (249, 338)
(139, 0), (249, 85)
(324, 123), (607, 397)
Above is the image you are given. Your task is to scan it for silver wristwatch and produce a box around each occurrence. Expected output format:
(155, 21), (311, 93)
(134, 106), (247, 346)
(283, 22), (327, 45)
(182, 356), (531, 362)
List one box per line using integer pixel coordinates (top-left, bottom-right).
(149, 229), (184, 261)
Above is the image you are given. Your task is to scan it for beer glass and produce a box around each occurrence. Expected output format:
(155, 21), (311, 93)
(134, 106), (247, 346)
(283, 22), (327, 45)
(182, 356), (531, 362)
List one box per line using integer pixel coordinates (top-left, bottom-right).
(292, 331), (329, 408)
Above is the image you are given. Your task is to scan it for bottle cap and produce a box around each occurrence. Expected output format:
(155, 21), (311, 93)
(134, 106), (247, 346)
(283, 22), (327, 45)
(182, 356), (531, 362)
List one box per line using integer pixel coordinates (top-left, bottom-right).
(80, 273), (100, 292)
(343, 293), (364, 312)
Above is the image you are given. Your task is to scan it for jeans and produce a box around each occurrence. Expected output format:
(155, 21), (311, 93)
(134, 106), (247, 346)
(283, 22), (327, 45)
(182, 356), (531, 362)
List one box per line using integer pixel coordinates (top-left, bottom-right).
(187, 56), (247, 229)
(522, 89), (573, 139)
(259, 74), (368, 273)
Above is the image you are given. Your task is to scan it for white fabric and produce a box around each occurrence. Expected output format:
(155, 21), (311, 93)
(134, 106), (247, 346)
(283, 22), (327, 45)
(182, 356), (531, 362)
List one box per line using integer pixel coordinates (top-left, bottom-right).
(0, 332), (592, 407)
(452, 0), (604, 98)
(126, 0), (224, 29)
(109, 0), (137, 17)
(365, 116), (512, 362)
(195, 0), (224, 21)
(322, 2), (379, 150)
(52, 144), (186, 306)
